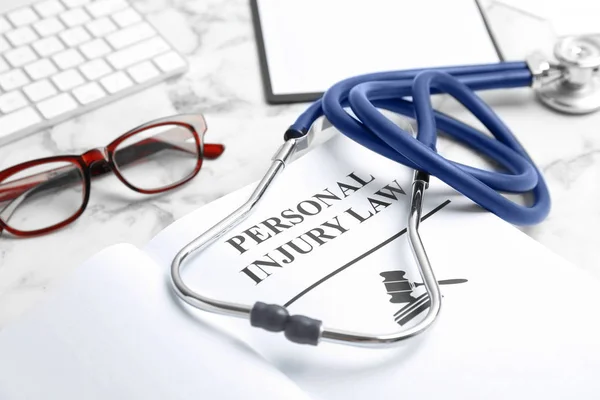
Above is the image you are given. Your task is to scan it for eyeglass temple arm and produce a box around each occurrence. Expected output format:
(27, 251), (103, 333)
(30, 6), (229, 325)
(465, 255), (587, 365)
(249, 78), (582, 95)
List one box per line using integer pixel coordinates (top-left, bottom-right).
(0, 167), (80, 203)
(170, 130), (442, 348)
(89, 129), (224, 176)
(86, 130), (224, 177)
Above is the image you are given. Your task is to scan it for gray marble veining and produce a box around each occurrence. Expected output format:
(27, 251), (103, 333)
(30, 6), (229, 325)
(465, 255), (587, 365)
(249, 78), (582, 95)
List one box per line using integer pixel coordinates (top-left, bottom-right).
(0, 0), (599, 328)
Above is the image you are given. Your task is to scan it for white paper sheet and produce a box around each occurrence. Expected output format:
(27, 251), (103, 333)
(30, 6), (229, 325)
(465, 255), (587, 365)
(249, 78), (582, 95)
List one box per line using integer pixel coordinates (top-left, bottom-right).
(0, 244), (311, 400)
(256, 0), (499, 95)
(146, 132), (600, 399)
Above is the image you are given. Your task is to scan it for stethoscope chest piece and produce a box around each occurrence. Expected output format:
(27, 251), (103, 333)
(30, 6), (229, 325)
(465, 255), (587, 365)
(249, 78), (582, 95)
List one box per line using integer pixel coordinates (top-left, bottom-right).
(533, 35), (600, 114)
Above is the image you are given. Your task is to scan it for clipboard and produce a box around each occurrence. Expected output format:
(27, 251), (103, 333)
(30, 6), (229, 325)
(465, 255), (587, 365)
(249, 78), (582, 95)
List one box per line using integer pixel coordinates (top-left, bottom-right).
(250, 0), (503, 104)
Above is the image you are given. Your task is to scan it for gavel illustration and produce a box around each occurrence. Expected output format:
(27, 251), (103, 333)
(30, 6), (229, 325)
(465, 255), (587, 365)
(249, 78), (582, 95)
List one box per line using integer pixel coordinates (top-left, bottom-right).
(380, 270), (467, 304)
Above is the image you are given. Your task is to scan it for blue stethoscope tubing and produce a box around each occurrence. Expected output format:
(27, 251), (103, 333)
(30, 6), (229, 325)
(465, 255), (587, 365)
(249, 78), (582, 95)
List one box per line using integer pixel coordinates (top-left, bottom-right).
(290, 61), (550, 225)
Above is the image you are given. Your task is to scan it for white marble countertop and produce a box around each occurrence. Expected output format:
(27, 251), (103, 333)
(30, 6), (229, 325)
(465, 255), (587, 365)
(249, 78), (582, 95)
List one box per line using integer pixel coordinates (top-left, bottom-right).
(0, 0), (598, 329)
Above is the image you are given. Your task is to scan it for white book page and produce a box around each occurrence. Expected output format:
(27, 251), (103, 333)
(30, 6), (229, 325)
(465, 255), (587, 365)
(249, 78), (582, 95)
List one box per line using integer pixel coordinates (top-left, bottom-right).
(0, 244), (311, 400)
(257, 0), (499, 95)
(146, 132), (600, 399)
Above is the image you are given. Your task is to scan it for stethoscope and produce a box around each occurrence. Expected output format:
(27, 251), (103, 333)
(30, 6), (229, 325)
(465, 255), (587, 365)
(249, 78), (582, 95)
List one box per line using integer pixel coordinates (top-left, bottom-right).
(170, 35), (600, 348)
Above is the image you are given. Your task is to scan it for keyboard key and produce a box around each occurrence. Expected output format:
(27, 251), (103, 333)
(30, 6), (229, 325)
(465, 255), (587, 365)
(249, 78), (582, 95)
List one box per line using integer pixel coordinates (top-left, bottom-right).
(52, 69), (85, 91)
(23, 79), (57, 102)
(5, 46), (37, 67)
(52, 48), (84, 69)
(34, 0), (66, 17)
(79, 58), (111, 80)
(128, 61), (159, 83)
(106, 22), (155, 50)
(85, 16), (116, 37)
(0, 37), (10, 53)
(0, 107), (41, 139)
(0, 17), (12, 34)
(0, 58), (8, 73)
(79, 38), (110, 59)
(32, 36), (65, 57)
(7, 8), (39, 27)
(63, 0), (92, 7)
(33, 17), (65, 36)
(72, 81), (105, 104)
(37, 92), (77, 118)
(100, 71), (132, 93)
(112, 8), (142, 28)
(0, 69), (30, 91)
(86, 0), (128, 18)
(5, 27), (38, 47)
(60, 8), (91, 27)
(60, 26), (91, 46)
(25, 58), (57, 80)
(154, 51), (186, 72)
(0, 91), (28, 113)
(107, 37), (169, 69)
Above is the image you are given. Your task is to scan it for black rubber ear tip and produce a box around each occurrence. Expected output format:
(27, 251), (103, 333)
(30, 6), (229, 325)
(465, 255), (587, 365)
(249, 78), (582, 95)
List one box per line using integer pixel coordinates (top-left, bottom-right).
(250, 302), (289, 332)
(284, 315), (322, 346)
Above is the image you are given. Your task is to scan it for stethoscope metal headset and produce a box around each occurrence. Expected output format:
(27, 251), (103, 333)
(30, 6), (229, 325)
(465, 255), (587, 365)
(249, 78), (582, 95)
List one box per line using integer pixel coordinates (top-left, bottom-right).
(171, 35), (600, 348)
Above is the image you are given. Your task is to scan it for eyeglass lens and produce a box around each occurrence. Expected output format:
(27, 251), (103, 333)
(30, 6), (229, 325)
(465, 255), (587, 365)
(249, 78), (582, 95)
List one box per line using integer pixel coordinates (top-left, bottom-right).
(0, 161), (85, 233)
(113, 124), (200, 191)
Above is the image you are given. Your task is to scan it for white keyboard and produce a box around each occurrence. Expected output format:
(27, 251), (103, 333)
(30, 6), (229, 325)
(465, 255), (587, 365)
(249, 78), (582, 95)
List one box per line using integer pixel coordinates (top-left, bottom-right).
(0, 0), (188, 146)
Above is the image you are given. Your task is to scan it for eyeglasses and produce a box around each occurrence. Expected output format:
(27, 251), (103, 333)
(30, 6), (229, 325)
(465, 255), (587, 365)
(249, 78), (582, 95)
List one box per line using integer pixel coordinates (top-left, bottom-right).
(0, 114), (224, 238)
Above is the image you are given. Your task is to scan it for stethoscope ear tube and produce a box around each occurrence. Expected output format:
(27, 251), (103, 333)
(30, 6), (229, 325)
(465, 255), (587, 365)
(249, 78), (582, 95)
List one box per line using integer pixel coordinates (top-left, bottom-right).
(295, 63), (550, 225)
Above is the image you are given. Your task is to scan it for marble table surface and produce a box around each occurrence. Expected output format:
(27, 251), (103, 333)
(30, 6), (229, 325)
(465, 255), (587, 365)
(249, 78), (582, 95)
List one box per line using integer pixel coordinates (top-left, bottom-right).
(0, 0), (599, 329)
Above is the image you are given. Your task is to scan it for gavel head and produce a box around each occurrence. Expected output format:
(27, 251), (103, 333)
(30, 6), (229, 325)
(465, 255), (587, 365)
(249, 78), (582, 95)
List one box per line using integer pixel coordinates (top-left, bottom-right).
(380, 270), (417, 304)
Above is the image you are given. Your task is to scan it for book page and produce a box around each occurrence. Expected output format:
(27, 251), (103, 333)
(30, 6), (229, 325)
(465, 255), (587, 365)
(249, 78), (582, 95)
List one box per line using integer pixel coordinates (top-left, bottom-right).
(146, 132), (600, 399)
(0, 244), (311, 400)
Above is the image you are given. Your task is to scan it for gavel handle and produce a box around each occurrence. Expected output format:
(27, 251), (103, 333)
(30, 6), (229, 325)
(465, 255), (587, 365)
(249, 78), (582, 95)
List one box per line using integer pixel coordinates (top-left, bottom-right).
(414, 279), (467, 287)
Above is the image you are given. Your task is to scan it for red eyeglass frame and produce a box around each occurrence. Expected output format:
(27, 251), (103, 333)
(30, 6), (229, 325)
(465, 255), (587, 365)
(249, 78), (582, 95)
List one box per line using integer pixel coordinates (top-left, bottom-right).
(0, 114), (224, 238)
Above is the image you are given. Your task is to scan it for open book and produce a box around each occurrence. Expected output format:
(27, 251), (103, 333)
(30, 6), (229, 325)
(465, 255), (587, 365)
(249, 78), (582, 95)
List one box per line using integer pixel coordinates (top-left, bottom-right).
(1, 130), (599, 399)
